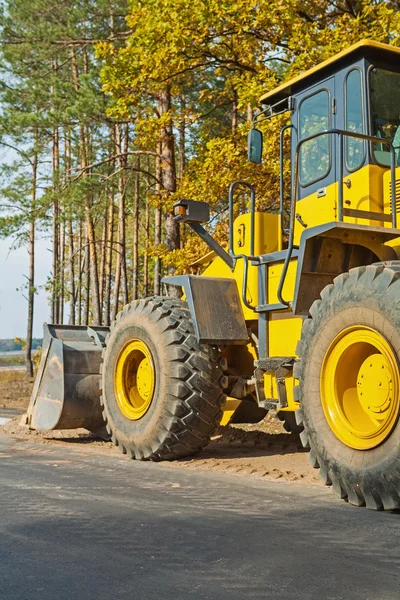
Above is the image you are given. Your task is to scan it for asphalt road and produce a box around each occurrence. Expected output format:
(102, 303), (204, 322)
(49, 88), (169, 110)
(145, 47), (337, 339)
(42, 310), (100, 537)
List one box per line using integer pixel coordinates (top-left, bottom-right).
(0, 435), (399, 600)
(0, 408), (25, 426)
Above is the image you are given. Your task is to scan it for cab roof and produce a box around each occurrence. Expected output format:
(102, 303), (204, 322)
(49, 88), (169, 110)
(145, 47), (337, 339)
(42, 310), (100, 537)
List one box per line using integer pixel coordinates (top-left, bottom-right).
(260, 40), (400, 105)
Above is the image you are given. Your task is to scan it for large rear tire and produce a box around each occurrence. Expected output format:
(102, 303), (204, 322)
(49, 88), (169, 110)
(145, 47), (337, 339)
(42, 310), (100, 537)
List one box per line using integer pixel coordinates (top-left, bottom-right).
(100, 296), (225, 460)
(294, 264), (400, 510)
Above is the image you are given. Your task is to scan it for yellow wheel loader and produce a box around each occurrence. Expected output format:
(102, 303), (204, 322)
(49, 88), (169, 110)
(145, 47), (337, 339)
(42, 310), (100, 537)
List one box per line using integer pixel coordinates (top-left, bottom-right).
(29, 40), (400, 509)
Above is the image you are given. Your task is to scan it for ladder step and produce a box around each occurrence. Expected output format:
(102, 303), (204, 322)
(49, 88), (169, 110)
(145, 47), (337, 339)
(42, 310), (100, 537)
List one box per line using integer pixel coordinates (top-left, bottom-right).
(255, 356), (295, 372)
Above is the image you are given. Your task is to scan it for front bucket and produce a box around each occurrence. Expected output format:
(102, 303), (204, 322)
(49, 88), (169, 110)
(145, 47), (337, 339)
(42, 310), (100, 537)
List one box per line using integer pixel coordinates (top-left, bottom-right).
(27, 324), (110, 439)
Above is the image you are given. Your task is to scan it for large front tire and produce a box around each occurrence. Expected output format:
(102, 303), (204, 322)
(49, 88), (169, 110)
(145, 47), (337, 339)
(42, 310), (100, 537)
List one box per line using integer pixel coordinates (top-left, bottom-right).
(295, 264), (400, 510)
(100, 297), (225, 460)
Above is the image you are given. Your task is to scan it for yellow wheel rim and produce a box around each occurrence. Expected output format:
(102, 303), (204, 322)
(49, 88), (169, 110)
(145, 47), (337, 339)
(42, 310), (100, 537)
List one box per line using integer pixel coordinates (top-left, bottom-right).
(114, 339), (155, 420)
(321, 326), (400, 450)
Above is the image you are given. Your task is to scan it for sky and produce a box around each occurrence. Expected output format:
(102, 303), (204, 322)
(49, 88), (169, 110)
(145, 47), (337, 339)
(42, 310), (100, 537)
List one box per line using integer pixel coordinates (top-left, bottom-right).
(0, 137), (55, 340)
(0, 236), (52, 339)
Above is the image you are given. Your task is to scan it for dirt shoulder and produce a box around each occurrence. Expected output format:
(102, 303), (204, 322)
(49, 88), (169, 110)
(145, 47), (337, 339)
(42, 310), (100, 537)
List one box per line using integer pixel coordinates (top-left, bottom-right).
(0, 370), (34, 410)
(0, 371), (319, 487)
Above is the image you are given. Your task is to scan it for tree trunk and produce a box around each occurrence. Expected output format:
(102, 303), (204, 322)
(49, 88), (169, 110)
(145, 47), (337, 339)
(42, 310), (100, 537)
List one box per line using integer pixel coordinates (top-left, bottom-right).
(25, 144), (38, 378)
(154, 142), (162, 295)
(159, 88), (180, 298)
(132, 157), (140, 300)
(99, 198), (108, 311)
(83, 235), (90, 325)
(59, 215), (65, 324)
(143, 158), (150, 297)
(79, 121), (101, 325)
(51, 126), (59, 323)
(68, 217), (75, 325)
(104, 191), (114, 326)
(66, 129), (75, 326)
(50, 57), (60, 324)
(122, 124), (129, 302)
(247, 102), (254, 125)
(85, 205), (101, 324)
(112, 123), (128, 319)
(71, 46), (101, 325)
(179, 94), (186, 246)
(232, 88), (238, 136)
(178, 94), (186, 180)
(77, 219), (83, 325)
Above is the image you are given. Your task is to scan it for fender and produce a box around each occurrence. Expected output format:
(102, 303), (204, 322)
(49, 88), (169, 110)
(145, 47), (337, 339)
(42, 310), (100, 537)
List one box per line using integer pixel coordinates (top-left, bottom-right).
(293, 222), (400, 315)
(162, 275), (248, 344)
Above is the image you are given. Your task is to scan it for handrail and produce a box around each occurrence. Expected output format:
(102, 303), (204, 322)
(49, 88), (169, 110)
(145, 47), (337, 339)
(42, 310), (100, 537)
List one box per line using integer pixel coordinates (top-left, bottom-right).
(229, 180), (256, 258)
(228, 180), (259, 310)
(277, 128), (397, 307)
(236, 253), (258, 311)
(279, 124), (294, 238)
(253, 97), (292, 125)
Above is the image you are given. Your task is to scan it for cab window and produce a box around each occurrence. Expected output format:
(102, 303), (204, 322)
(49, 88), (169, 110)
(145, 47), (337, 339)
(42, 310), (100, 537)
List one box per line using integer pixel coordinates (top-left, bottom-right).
(370, 67), (400, 166)
(345, 69), (364, 171)
(299, 89), (331, 186)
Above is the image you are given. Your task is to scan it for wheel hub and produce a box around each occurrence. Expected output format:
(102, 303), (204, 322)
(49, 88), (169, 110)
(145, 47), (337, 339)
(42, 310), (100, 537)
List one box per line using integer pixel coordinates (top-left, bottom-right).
(321, 326), (400, 450)
(137, 358), (153, 400)
(114, 340), (155, 420)
(357, 354), (393, 418)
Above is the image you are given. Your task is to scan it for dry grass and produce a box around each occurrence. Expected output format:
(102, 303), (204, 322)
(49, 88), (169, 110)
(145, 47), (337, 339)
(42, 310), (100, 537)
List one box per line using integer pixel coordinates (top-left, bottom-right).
(0, 355), (24, 367)
(0, 369), (24, 382)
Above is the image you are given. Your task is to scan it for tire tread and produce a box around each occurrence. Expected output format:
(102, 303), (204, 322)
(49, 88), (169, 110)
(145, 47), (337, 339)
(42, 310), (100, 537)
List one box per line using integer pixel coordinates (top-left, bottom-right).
(100, 296), (225, 461)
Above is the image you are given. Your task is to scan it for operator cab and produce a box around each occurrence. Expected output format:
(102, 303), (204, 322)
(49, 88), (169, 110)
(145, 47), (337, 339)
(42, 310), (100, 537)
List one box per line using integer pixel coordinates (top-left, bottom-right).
(250, 40), (400, 244)
(173, 41), (400, 325)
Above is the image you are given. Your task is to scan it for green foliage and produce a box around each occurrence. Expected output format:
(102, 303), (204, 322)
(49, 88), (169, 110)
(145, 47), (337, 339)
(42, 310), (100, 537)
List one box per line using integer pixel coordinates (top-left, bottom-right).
(2, 0), (400, 321)
(99, 0), (400, 271)
(0, 338), (41, 351)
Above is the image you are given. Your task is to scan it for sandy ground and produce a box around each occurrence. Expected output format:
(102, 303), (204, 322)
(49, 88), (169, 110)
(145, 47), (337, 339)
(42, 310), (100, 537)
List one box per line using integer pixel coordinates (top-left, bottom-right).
(0, 371), (319, 486)
(0, 370), (34, 410)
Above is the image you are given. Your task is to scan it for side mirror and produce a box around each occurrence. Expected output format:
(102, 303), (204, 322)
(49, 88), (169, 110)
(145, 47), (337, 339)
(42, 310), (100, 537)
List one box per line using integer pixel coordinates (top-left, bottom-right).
(248, 128), (263, 163)
(173, 199), (210, 223)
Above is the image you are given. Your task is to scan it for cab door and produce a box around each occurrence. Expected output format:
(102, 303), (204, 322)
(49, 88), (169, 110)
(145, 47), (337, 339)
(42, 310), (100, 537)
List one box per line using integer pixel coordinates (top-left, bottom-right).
(340, 66), (386, 226)
(293, 77), (336, 245)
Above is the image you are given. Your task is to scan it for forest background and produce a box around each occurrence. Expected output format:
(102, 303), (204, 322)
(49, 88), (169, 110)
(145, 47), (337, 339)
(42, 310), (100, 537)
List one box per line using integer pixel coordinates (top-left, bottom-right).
(0, 0), (399, 375)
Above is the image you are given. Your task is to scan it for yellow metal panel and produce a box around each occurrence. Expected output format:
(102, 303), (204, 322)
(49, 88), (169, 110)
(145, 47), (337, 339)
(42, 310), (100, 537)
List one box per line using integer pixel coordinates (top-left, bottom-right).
(342, 164), (387, 227)
(267, 259), (297, 306)
(294, 163), (395, 242)
(231, 211), (282, 256)
(268, 311), (303, 358)
(202, 212), (282, 320)
(383, 165), (400, 233)
(220, 397), (242, 426)
(267, 310), (303, 411)
(262, 262), (303, 412)
(294, 183), (337, 246)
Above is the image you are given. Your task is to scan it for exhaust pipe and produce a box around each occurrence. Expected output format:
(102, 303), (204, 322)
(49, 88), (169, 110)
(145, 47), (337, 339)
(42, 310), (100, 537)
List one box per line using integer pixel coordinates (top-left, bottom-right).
(27, 324), (110, 439)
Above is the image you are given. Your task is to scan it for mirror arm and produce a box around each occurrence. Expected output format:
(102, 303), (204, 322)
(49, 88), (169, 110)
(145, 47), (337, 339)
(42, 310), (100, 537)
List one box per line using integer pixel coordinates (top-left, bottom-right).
(189, 223), (235, 270)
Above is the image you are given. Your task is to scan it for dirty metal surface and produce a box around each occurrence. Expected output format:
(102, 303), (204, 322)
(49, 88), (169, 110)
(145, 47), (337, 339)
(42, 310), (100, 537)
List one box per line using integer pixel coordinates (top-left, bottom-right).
(28, 324), (109, 436)
(188, 276), (248, 344)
